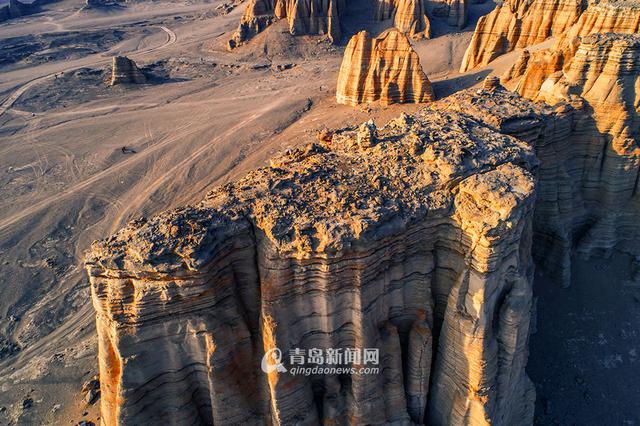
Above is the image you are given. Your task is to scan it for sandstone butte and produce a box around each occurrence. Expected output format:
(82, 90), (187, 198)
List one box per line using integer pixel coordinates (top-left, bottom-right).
(228, 0), (346, 49)
(504, 0), (640, 97)
(109, 56), (146, 86)
(336, 29), (436, 106)
(459, 0), (586, 72)
(374, 0), (433, 39)
(87, 90), (540, 425)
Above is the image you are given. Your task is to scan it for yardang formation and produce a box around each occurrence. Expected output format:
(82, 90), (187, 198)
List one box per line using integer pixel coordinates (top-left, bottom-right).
(336, 29), (435, 106)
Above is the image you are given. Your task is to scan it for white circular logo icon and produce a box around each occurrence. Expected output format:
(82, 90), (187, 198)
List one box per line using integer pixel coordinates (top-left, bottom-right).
(261, 348), (287, 373)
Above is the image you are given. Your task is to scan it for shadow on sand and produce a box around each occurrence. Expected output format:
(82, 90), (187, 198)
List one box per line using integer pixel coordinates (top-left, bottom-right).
(432, 69), (492, 99)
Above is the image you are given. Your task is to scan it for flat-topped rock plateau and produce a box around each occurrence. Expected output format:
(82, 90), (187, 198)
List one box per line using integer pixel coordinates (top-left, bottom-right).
(87, 103), (538, 425)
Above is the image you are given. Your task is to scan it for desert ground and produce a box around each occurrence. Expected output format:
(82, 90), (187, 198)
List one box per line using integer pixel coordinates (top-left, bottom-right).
(0, 0), (638, 425)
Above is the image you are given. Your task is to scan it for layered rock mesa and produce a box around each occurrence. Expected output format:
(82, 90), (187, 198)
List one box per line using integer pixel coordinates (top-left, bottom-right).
(110, 56), (146, 85)
(519, 34), (640, 268)
(86, 104), (539, 425)
(228, 0), (345, 49)
(460, 0), (586, 72)
(336, 30), (435, 105)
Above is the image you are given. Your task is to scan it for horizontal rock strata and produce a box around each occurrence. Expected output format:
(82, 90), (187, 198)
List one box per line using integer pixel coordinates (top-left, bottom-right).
(228, 0), (345, 49)
(505, 0), (640, 96)
(109, 56), (146, 85)
(87, 105), (539, 425)
(375, 0), (439, 38)
(336, 29), (435, 106)
(532, 33), (640, 262)
(443, 80), (640, 285)
(460, 0), (586, 71)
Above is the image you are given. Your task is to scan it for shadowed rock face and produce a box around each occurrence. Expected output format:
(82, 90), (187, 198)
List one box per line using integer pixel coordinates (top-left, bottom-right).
(451, 49), (640, 286)
(228, 0), (346, 49)
(0, 0), (37, 22)
(86, 101), (539, 425)
(460, 0), (586, 72)
(336, 29), (435, 105)
(522, 34), (640, 274)
(110, 56), (146, 85)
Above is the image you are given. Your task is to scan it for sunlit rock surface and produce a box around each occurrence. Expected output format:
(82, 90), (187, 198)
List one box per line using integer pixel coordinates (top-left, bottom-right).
(336, 29), (435, 106)
(228, 0), (346, 49)
(86, 101), (539, 425)
(460, 0), (586, 71)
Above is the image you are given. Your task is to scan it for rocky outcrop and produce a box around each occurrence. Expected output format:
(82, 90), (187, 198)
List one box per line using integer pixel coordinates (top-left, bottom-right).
(502, 49), (531, 82)
(375, 0), (432, 38)
(421, 0), (469, 29)
(505, 0), (640, 96)
(460, 0), (586, 72)
(86, 102), (539, 425)
(109, 56), (146, 85)
(452, 40), (640, 285)
(532, 33), (640, 262)
(0, 0), (38, 23)
(511, 48), (566, 99)
(336, 30), (435, 106)
(228, 0), (345, 49)
(482, 75), (502, 90)
(559, 0), (640, 43)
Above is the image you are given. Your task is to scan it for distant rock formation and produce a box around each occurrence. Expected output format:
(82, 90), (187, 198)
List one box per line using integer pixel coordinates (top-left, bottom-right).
(460, 0), (586, 71)
(502, 49), (531, 82)
(375, 0), (432, 38)
(87, 97), (538, 425)
(377, 0), (467, 34)
(110, 56), (146, 85)
(482, 75), (502, 90)
(0, 0), (38, 22)
(228, 0), (345, 49)
(559, 0), (640, 43)
(431, 0), (469, 29)
(505, 0), (640, 97)
(336, 30), (435, 106)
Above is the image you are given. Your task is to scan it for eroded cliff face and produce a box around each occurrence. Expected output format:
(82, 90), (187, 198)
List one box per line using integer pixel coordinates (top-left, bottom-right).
(460, 0), (586, 71)
(560, 0), (640, 42)
(505, 0), (640, 97)
(388, 0), (432, 39)
(447, 72), (640, 285)
(534, 34), (640, 261)
(86, 104), (539, 425)
(336, 29), (435, 105)
(228, 0), (345, 49)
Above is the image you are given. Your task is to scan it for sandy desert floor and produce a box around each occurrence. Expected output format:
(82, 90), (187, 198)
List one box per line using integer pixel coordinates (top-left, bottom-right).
(0, 0), (638, 425)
